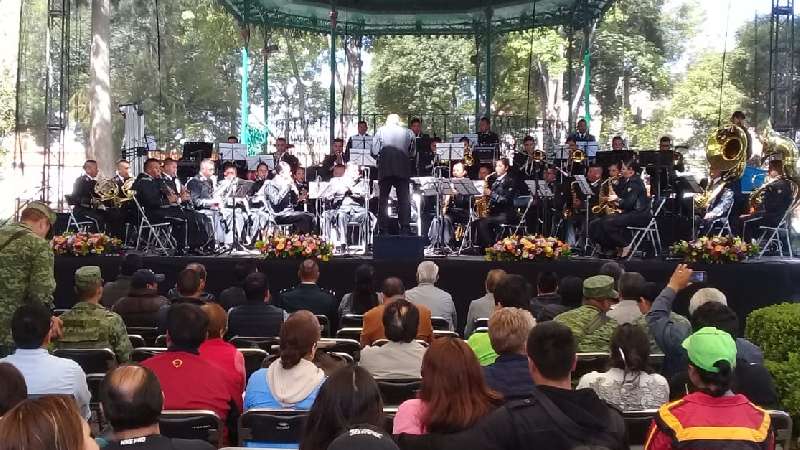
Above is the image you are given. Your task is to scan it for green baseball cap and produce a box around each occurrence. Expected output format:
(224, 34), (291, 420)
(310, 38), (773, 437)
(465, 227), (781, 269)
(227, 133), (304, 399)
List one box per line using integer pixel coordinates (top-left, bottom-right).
(75, 266), (103, 291)
(682, 326), (737, 373)
(583, 275), (618, 299)
(24, 201), (56, 225)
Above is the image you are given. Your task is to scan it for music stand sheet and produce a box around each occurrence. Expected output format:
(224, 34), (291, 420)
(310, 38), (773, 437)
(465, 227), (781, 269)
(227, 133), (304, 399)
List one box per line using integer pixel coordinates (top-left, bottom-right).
(525, 180), (554, 197)
(451, 178), (481, 196)
(574, 175), (592, 195)
(436, 143), (465, 161)
(309, 181), (330, 199)
(219, 143), (248, 161)
(350, 136), (376, 166)
(451, 133), (478, 147)
(576, 141), (600, 157)
(232, 180), (254, 197)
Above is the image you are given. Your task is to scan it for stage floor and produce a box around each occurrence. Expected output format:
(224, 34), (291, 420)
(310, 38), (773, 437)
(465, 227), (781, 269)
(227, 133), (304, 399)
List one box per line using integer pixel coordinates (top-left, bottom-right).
(53, 255), (800, 333)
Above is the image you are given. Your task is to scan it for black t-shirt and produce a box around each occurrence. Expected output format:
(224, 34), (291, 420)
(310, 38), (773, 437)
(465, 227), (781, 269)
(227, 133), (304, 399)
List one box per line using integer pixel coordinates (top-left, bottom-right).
(103, 435), (215, 450)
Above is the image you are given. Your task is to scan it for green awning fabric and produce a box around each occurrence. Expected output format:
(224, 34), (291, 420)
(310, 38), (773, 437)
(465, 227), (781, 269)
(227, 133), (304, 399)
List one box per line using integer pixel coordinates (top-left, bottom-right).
(219, 0), (614, 35)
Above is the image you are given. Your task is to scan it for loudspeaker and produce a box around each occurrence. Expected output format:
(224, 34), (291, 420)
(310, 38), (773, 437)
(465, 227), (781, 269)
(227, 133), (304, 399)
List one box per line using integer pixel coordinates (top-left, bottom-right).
(373, 235), (425, 260)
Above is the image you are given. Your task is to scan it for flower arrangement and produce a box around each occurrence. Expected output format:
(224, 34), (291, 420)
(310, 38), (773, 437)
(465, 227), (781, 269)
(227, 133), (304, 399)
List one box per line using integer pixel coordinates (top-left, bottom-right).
(670, 236), (759, 263)
(51, 232), (123, 256)
(255, 234), (333, 261)
(485, 235), (571, 261)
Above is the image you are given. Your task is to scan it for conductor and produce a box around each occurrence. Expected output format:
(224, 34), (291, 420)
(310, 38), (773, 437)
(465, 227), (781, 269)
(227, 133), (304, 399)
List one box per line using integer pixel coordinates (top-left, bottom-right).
(372, 114), (415, 235)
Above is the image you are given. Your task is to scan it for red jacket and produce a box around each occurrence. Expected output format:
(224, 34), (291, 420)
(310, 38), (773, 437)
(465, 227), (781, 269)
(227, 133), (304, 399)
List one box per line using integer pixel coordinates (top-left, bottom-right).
(199, 338), (246, 398)
(645, 391), (774, 450)
(142, 350), (242, 434)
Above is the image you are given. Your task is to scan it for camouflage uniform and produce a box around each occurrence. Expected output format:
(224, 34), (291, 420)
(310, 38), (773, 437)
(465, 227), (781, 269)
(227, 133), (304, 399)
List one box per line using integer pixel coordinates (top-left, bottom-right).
(0, 203), (57, 353)
(57, 267), (132, 362)
(553, 275), (620, 353)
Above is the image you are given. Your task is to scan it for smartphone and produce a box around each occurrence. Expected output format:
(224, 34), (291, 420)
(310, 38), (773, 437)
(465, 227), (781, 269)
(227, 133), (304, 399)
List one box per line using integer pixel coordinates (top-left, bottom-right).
(689, 271), (706, 283)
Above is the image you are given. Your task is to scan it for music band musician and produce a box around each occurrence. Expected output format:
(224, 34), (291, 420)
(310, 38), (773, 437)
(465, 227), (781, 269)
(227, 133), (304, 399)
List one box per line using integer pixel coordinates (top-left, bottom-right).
(476, 158), (517, 249)
(322, 163), (373, 252)
(697, 167), (736, 236)
(113, 160), (131, 190)
(741, 159), (793, 242)
(428, 161), (471, 246)
(69, 160), (104, 231)
(373, 114), (415, 236)
(186, 158), (226, 245)
(477, 117), (500, 146)
(251, 162), (269, 196)
(345, 120), (370, 157)
(132, 158), (190, 254)
(569, 118), (596, 143)
(559, 164), (603, 245)
(410, 118), (433, 176)
(161, 158), (191, 205)
(321, 138), (347, 180)
(589, 158), (651, 257)
(273, 137), (301, 176)
(256, 161), (314, 234)
(611, 135), (625, 151)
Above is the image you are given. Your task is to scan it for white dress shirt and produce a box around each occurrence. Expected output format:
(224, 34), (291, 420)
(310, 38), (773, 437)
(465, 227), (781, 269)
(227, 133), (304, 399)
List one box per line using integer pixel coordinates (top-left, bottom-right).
(1, 348), (91, 419)
(359, 341), (427, 379)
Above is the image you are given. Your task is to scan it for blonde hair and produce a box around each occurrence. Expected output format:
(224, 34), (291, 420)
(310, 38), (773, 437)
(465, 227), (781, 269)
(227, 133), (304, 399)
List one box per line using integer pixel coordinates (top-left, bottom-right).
(689, 288), (727, 315)
(488, 307), (536, 355)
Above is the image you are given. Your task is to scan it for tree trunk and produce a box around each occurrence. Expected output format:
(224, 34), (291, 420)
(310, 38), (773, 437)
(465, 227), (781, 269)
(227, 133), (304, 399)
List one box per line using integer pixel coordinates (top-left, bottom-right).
(284, 32), (307, 142)
(89, 0), (113, 176)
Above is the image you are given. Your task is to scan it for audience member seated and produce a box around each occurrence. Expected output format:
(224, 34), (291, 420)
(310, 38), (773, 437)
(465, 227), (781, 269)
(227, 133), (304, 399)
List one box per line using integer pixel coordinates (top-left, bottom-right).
(468, 274), (531, 366)
(0, 395), (98, 450)
(539, 275), (583, 322)
(300, 366), (385, 450)
(634, 282), (690, 355)
(0, 362), (26, 416)
(360, 300), (427, 379)
(644, 327), (774, 449)
(669, 302), (777, 407)
(338, 264), (381, 317)
(328, 425), (400, 450)
(199, 303), (246, 399)
(100, 365), (215, 450)
(101, 253), (143, 308)
(112, 269), (169, 328)
(599, 261), (625, 288)
(167, 263), (216, 303)
(577, 323), (669, 410)
(464, 269), (506, 338)
(483, 307), (537, 401)
(141, 303), (241, 441)
(58, 266), (133, 362)
(157, 268), (211, 333)
(404, 261), (457, 331)
(530, 272), (568, 323)
(608, 272), (646, 324)
(394, 337), (502, 435)
(227, 272), (287, 338)
(280, 259), (337, 329)
(554, 275), (619, 353)
(0, 304), (91, 419)
(244, 311), (325, 410)
(431, 322), (627, 450)
(361, 278), (433, 346)
(688, 287), (727, 316)
(218, 261), (257, 311)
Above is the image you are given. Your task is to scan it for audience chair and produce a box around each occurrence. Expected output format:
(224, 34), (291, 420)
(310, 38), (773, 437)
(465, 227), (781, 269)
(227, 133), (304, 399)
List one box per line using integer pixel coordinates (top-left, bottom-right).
(126, 327), (160, 346)
(335, 327), (363, 341)
(160, 410), (222, 447)
(131, 347), (166, 363)
(53, 309), (69, 316)
(769, 410), (792, 450)
(383, 407), (398, 434)
(53, 348), (117, 374)
(430, 316), (450, 331)
(154, 334), (168, 347)
(433, 330), (459, 339)
(340, 314), (364, 328)
(474, 326), (489, 334)
(128, 334), (146, 349)
(327, 351), (355, 366)
(648, 354), (665, 373)
(315, 315), (331, 338)
(86, 373), (106, 428)
(238, 348), (268, 380)
(318, 338), (361, 362)
(627, 197), (667, 260)
(622, 409), (658, 447)
(377, 379), (422, 406)
(229, 336), (281, 353)
(574, 352), (610, 380)
(473, 317), (489, 329)
(238, 409), (308, 447)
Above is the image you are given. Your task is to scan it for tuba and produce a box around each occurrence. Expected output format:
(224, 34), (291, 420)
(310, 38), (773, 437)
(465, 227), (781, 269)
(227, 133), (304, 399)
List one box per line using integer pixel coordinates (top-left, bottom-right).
(750, 123), (800, 211)
(696, 123), (749, 212)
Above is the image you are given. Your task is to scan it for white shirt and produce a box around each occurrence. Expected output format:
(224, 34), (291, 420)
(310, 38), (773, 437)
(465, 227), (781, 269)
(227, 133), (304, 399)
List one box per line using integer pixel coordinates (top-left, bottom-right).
(1, 348), (92, 419)
(577, 368), (669, 411)
(405, 283), (456, 330)
(359, 341), (427, 379)
(607, 299), (642, 324)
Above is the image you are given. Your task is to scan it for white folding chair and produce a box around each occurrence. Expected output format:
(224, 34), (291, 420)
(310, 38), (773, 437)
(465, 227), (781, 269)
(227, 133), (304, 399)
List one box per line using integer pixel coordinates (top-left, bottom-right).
(703, 200), (734, 237)
(627, 198), (666, 260)
(756, 209), (794, 258)
(133, 197), (175, 255)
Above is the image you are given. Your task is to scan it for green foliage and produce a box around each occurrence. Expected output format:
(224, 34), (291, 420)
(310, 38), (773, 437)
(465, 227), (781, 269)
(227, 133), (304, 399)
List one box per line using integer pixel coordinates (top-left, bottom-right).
(746, 302), (800, 362)
(765, 355), (800, 425)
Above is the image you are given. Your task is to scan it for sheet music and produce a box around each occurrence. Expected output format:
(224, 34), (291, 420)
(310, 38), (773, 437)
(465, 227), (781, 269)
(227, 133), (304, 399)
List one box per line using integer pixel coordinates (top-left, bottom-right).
(246, 155), (273, 171)
(219, 143), (248, 161)
(451, 133), (478, 147)
(574, 175), (592, 195)
(435, 143), (465, 161)
(576, 141), (600, 157)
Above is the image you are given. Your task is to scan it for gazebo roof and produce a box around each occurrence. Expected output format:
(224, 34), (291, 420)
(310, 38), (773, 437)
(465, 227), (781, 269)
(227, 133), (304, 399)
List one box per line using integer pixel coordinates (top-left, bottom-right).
(218, 0), (615, 35)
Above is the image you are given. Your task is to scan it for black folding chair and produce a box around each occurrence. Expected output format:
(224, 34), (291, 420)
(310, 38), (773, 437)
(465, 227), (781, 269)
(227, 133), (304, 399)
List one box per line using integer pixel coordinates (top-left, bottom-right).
(238, 409), (308, 447)
(377, 379), (422, 406)
(238, 348), (268, 380)
(131, 347), (166, 363)
(229, 336), (281, 353)
(318, 338), (361, 362)
(160, 410), (222, 448)
(154, 334), (168, 347)
(340, 314), (364, 328)
(53, 348), (117, 374)
(128, 334), (146, 348)
(430, 316), (450, 331)
(622, 409), (658, 446)
(574, 352), (610, 380)
(769, 410), (793, 450)
(315, 315), (331, 338)
(334, 328), (363, 341)
(126, 327), (159, 346)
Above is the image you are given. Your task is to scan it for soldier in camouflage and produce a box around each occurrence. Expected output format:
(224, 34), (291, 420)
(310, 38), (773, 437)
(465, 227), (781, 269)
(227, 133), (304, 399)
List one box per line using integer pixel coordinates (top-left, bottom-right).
(553, 275), (620, 353)
(57, 266), (132, 362)
(0, 202), (58, 357)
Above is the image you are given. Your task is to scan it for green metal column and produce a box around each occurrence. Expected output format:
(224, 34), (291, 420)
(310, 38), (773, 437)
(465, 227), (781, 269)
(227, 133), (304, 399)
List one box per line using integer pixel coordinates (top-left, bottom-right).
(583, 49), (591, 128)
(357, 35), (363, 121)
(240, 46), (250, 147)
(263, 44), (269, 147)
(329, 13), (337, 145)
(484, 10), (493, 119)
(566, 31), (575, 131)
(474, 33), (481, 130)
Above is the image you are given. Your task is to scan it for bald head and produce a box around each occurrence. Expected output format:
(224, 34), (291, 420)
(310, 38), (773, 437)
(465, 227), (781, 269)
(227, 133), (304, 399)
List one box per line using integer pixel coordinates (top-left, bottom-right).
(100, 365), (163, 432)
(298, 259), (320, 283)
(382, 277), (405, 301)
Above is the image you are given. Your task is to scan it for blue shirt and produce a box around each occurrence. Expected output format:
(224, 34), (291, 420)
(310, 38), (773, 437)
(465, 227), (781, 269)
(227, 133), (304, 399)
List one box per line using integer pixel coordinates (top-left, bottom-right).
(1, 348), (91, 419)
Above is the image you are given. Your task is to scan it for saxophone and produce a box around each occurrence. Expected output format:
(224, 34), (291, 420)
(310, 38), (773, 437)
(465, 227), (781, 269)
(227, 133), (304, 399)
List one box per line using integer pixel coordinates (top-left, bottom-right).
(591, 176), (620, 215)
(474, 173), (494, 219)
(463, 141), (474, 167)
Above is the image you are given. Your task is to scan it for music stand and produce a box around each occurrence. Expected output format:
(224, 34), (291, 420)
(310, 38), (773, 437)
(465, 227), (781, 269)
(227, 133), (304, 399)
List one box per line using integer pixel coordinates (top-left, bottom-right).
(639, 150), (674, 198)
(350, 136), (376, 166)
(676, 175), (704, 240)
(219, 143), (248, 161)
(576, 141), (600, 158)
(445, 178), (481, 255)
(515, 180), (555, 236)
(574, 175), (594, 253)
(220, 179), (254, 253)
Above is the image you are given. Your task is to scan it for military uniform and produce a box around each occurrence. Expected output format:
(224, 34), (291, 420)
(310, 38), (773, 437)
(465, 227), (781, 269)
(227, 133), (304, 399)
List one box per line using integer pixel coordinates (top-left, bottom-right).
(0, 202), (56, 355)
(553, 276), (619, 353)
(743, 177), (794, 241)
(56, 266), (132, 362)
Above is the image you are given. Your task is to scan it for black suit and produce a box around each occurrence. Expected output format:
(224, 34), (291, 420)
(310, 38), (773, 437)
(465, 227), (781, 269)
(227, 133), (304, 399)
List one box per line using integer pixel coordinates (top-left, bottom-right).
(477, 173), (517, 247)
(590, 175), (651, 251)
(374, 126), (415, 235)
(278, 283), (337, 331)
(274, 152), (300, 175)
(132, 173), (190, 252)
(413, 133), (433, 176)
(321, 153), (348, 180)
(743, 177), (793, 241)
(69, 174), (105, 231)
